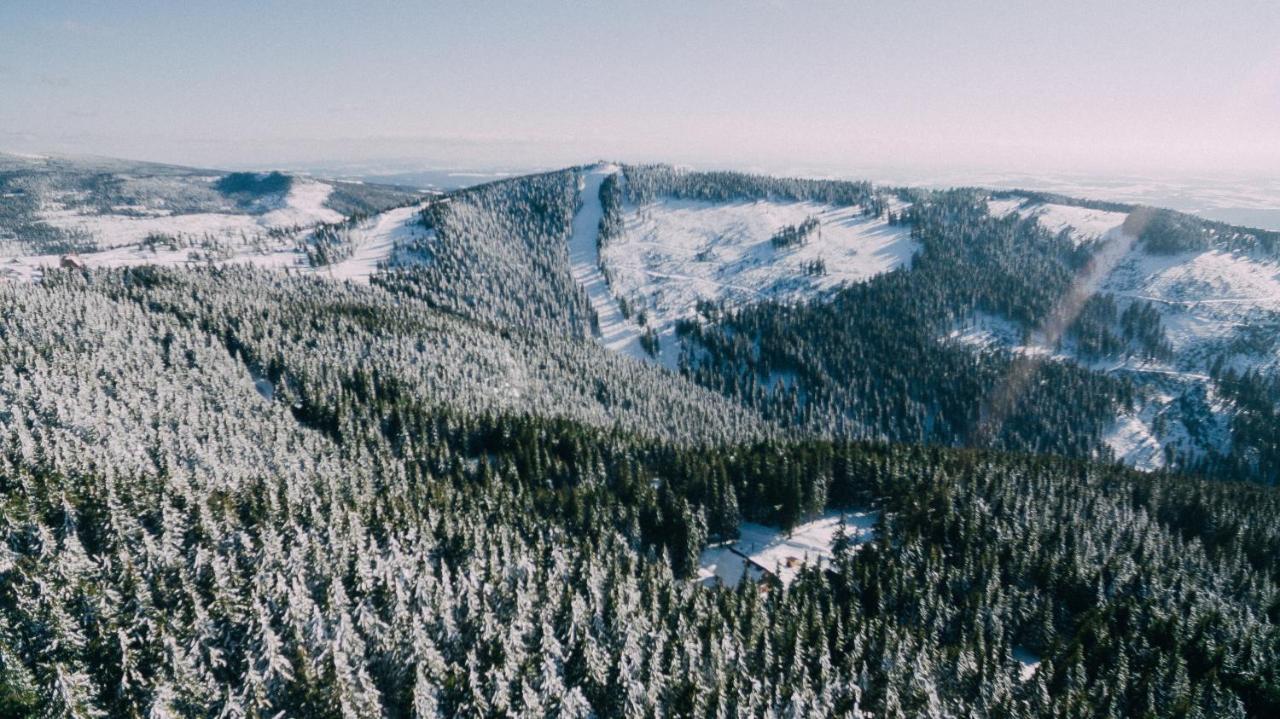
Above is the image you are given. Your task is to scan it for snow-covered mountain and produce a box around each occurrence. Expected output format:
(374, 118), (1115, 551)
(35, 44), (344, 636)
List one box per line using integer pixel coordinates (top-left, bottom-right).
(2, 155), (1278, 718)
(0, 152), (426, 281)
(977, 196), (1280, 471)
(4, 155), (1277, 480)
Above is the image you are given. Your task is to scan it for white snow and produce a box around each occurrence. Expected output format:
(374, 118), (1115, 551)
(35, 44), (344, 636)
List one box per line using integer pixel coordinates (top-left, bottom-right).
(986, 197), (1026, 218)
(305, 203), (432, 284)
(602, 196), (917, 363)
(0, 198), (434, 285)
(1012, 647), (1041, 682)
(697, 510), (878, 588)
(1028, 204), (1128, 244)
(988, 199), (1128, 246)
(946, 310), (1025, 349)
(567, 164), (650, 362)
(261, 178), (344, 228)
(1103, 410), (1168, 471)
(31, 178), (344, 252)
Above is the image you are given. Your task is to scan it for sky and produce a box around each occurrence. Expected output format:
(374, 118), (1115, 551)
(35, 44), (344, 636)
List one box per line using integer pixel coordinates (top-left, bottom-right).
(2, 0), (1279, 179)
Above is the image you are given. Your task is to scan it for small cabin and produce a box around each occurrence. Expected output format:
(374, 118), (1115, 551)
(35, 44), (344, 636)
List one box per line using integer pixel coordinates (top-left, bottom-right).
(60, 254), (86, 270)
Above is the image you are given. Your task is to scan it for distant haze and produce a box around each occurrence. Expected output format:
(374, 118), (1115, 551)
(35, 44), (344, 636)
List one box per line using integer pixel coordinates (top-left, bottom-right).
(3, 1), (1278, 181)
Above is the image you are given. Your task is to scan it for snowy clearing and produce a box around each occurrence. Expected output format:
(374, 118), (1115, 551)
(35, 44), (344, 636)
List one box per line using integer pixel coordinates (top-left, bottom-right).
(1, 199), (434, 285)
(697, 510), (879, 588)
(1103, 247), (1280, 367)
(1103, 410), (1169, 471)
(1012, 647), (1042, 682)
(946, 232), (1275, 471)
(988, 198), (1128, 245)
(35, 178), (345, 251)
(603, 196), (917, 358)
(946, 310), (1025, 350)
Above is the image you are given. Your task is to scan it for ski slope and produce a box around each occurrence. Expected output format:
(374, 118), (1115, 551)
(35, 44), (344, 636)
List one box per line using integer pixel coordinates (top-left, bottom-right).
(567, 164), (650, 362)
(304, 203), (433, 284)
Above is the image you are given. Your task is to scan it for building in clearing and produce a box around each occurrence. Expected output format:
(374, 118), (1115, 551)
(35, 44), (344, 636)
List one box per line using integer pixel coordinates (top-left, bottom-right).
(60, 254), (87, 270)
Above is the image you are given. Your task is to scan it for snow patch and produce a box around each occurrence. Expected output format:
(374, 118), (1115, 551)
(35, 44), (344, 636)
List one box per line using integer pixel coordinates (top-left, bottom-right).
(261, 178), (344, 227)
(1103, 410), (1167, 471)
(1012, 647), (1041, 682)
(946, 311), (1025, 349)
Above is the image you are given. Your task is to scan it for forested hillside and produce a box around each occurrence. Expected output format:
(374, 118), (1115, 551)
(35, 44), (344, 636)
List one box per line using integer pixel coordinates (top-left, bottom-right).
(2, 266), (1278, 717)
(1, 160), (1277, 717)
(598, 165), (1280, 484)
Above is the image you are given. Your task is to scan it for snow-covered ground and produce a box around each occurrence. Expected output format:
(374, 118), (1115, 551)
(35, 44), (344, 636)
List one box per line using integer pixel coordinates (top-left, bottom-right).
(987, 199), (1129, 246)
(567, 164), (650, 362)
(1012, 647), (1042, 682)
(946, 310), (1026, 350)
(600, 196), (916, 365)
(697, 510), (879, 588)
(961, 201), (1280, 470)
(262, 178), (345, 228)
(304, 203), (432, 284)
(35, 177), (345, 251)
(1103, 408), (1170, 471)
(1, 198), (434, 284)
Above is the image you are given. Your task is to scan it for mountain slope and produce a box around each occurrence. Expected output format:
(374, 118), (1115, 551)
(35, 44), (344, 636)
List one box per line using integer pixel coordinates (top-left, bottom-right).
(0, 152), (425, 280)
(0, 157), (1278, 717)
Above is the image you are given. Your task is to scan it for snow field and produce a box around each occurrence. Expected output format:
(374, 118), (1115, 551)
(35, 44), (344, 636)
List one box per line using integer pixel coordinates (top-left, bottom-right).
(1, 196), (434, 285)
(35, 177), (345, 251)
(986, 198), (1129, 246)
(601, 196), (917, 358)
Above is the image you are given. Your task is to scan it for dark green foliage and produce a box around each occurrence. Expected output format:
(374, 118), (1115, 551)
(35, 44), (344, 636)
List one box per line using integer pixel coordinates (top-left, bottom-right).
(323, 180), (426, 216)
(375, 169), (597, 336)
(770, 216), (819, 249)
(215, 171), (293, 197)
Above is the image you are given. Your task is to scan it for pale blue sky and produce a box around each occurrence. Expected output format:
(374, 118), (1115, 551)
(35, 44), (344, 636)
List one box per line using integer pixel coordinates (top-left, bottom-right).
(3, 1), (1278, 176)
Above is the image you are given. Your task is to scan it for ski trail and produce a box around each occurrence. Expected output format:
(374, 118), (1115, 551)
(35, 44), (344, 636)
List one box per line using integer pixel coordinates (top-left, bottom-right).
(312, 202), (431, 284)
(569, 164), (649, 361)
